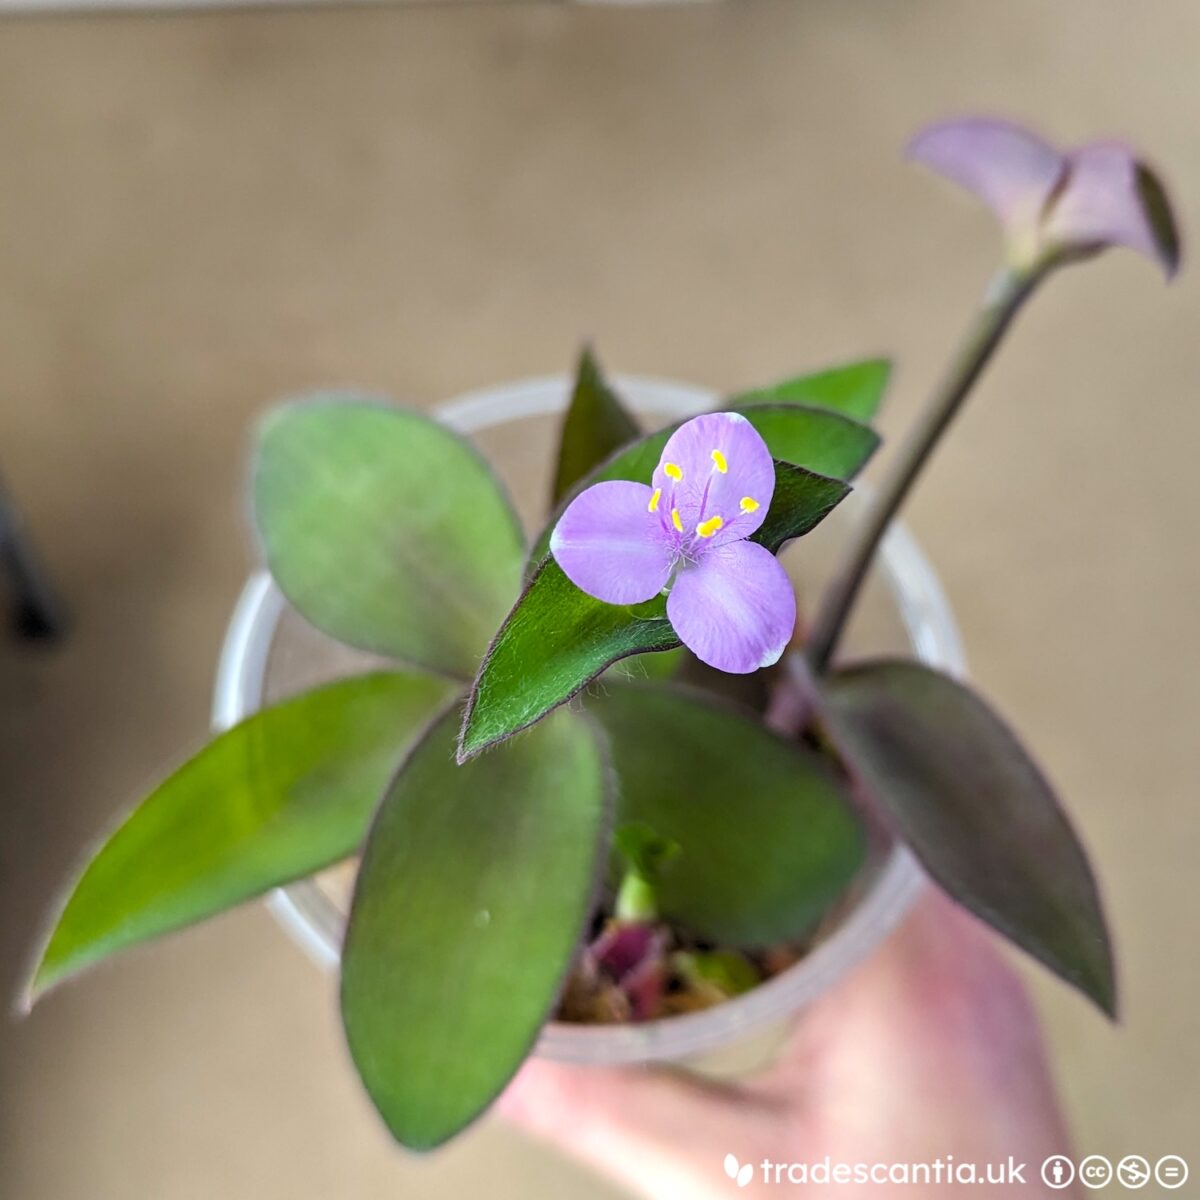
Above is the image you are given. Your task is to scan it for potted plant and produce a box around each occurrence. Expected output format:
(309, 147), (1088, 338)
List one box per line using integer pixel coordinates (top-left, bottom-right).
(21, 117), (1178, 1153)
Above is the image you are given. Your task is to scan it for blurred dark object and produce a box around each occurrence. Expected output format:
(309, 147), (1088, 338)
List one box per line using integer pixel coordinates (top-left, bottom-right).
(0, 476), (67, 642)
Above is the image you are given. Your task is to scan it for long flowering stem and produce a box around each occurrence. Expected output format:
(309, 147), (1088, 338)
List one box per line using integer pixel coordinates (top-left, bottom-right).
(805, 265), (1044, 675)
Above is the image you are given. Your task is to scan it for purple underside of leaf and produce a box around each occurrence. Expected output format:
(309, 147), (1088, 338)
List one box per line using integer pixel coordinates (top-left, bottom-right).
(816, 659), (1116, 1018)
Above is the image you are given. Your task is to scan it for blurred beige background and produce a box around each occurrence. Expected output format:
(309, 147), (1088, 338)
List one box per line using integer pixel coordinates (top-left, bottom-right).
(1, 2), (1197, 1196)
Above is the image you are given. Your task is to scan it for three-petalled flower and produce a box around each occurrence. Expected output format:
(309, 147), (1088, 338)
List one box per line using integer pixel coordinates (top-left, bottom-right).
(550, 412), (796, 675)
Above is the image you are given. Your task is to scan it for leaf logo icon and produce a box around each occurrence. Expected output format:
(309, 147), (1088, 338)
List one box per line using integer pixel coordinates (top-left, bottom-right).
(723, 1154), (753, 1188)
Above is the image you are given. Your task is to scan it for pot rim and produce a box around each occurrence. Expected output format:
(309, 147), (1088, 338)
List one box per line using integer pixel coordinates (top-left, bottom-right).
(212, 373), (966, 1065)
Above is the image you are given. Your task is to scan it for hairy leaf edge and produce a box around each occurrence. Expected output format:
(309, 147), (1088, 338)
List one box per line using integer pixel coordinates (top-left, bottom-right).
(817, 658), (1118, 1019)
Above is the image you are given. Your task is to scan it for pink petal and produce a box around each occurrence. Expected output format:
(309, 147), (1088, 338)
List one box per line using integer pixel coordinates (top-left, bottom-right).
(907, 117), (1065, 241)
(1045, 142), (1180, 278)
(550, 480), (674, 605)
(652, 412), (775, 546)
(666, 540), (796, 674)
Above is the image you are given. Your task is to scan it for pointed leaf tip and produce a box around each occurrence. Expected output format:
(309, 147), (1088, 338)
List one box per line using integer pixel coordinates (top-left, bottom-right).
(551, 347), (641, 506)
(28, 671), (456, 1002)
(459, 557), (682, 760)
(819, 660), (1116, 1017)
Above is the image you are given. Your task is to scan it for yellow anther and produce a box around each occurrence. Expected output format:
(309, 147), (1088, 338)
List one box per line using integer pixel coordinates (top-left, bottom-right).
(711, 449), (728, 474)
(740, 496), (760, 513)
(648, 487), (662, 513)
(671, 508), (684, 533)
(664, 462), (683, 482)
(696, 515), (724, 538)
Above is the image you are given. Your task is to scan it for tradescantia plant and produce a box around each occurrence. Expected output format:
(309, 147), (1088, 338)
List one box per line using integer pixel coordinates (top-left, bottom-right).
(22, 117), (1178, 1152)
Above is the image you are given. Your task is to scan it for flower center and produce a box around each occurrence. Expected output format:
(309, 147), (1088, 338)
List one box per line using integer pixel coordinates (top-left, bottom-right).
(651, 445), (762, 557)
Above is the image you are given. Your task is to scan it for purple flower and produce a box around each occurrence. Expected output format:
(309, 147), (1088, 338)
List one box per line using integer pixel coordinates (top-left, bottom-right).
(908, 117), (1180, 278)
(550, 412), (796, 675)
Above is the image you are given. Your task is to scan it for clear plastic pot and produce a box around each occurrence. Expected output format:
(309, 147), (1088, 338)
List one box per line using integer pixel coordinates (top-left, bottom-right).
(212, 374), (965, 1067)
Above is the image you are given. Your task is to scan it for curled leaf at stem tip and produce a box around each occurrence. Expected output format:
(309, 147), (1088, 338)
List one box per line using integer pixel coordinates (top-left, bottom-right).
(909, 116), (1181, 279)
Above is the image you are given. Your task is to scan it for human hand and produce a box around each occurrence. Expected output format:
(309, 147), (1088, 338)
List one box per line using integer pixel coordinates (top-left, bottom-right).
(500, 889), (1078, 1198)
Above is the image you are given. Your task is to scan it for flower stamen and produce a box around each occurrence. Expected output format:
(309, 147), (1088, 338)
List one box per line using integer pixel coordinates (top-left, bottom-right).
(711, 449), (728, 474)
(740, 496), (760, 513)
(671, 508), (684, 533)
(648, 487), (662, 513)
(664, 462), (683, 482)
(696, 515), (724, 538)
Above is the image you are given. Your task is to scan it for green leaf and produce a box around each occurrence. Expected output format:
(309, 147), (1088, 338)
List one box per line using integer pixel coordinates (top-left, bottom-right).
(754, 462), (851, 553)
(529, 402), (874, 566)
(254, 398), (525, 680)
(607, 644), (687, 683)
(27, 671), (456, 1005)
(551, 348), (641, 505)
(341, 707), (609, 1150)
(729, 358), (892, 423)
(818, 660), (1116, 1016)
(593, 682), (864, 945)
(458, 559), (680, 761)
(464, 461), (849, 760)
(1134, 163), (1181, 277)
(730, 403), (880, 475)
